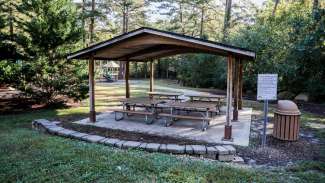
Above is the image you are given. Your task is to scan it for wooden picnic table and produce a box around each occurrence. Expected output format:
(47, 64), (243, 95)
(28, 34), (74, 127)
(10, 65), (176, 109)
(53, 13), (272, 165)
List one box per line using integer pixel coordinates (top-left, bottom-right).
(148, 91), (183, 101)
(185, 94), (225, 111)
(157, 101), (219, 130)
(160, 101), (217, 111)
(121, 97), (165, 107)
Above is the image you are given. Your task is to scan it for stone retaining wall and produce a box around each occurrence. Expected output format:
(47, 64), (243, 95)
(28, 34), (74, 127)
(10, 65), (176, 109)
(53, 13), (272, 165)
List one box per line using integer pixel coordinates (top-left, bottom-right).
(32, 119), (236, 161)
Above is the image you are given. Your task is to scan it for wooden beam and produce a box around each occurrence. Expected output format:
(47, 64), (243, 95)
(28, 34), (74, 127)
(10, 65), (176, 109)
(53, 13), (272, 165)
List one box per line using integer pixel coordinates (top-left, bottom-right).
(125, 61), (130, 98)
(89, 56), (96, 122)
(233, 58), (239, 121)
(224, 54), (233, 141)
(238, 59), (243, 110)
(149, 60), (154, 92)
(130, 49), (212, 61)
(114, 45), (188, 60)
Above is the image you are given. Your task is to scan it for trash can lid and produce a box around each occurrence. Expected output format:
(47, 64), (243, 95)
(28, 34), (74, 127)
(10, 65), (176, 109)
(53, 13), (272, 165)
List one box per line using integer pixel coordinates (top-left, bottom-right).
(275, 100), (301, 115)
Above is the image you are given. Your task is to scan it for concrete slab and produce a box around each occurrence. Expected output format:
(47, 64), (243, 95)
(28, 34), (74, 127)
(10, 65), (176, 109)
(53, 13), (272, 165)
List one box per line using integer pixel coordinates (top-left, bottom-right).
(223, 145), (236, 154)
(218, 154), (234, 162)
(139, 143), (148, 149)
(192, 145), (206, 155)
(82, 135), (105, 143)
(145, 143), (161, 152)
(115, 140), (126, 148)
(71, 132), (88, 139)
(205, 146), (219, 159)
(185, 145), (194, 154)
(73, 108), (252, 146)
(122, 141), (142, 149)
(98, 138), (109, 144)
(47, 126), (65, 134)
(158, 144), (167, 153)
(57, 129), (76, 137)
(103, 138), (120, 146)
(214, 146), (228, 155)
(206, 146), (219, 155)
(166, 144), (185, 154)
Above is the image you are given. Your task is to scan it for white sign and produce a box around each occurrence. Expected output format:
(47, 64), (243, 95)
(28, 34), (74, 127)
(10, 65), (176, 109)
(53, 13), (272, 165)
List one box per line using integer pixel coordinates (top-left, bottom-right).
(257, 74), (278, 100)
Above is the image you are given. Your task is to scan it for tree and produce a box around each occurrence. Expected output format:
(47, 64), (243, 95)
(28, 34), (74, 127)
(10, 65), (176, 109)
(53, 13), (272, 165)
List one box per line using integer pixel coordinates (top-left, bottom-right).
(231, 0), (325, 101)
(0, 0), (29, 60)
(7, 0), (89, 103)
(105, 0), (147, 79)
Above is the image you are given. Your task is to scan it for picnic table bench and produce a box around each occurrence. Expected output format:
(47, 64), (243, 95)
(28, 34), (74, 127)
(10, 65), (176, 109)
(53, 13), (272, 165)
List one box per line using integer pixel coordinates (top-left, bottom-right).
(114, 109), (155, 124)
(115, 97), (165, 124)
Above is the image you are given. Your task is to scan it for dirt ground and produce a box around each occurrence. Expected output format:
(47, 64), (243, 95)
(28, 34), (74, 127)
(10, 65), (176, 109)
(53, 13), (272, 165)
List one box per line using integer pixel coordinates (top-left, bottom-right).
(62, 122), (208, 145)
(0, 86), (79, 114)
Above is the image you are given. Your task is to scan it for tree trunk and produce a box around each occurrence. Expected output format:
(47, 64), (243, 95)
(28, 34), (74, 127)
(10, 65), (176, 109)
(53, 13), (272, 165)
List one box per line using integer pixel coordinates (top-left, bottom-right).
(223, 0), (232, 42)
(9, 2), (13, 41)
(200, 7), (204, 38)
(82, 0), (86, 47)
(179, 2), (184, 34)
(89, 0), (96, 122)
(89, 0), (95, 44)
(125, 6), (129, 33)
(119, 1), (128, 79)
(312, 0), (319, 19)
(272, 0), (280, 17)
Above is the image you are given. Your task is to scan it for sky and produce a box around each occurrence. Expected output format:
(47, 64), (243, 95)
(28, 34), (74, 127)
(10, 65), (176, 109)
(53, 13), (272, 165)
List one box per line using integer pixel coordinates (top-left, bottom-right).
(254, 0), (267, 7)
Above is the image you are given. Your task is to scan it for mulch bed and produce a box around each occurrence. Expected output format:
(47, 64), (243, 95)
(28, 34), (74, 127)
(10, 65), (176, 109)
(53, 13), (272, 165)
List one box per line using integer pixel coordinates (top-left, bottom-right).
(61, 122), (208, 145)
(236, 135), (323, 166)
(236, 112), (325, 166)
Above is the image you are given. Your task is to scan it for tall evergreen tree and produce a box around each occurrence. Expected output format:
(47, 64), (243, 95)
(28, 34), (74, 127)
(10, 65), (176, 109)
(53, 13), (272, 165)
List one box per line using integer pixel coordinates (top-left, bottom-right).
(10, 0), (89, 103)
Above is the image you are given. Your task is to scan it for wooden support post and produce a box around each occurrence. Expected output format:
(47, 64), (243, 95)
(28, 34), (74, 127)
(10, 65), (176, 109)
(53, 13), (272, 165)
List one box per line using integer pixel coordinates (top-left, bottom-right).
(89, 56), (96, 122)
(149, 60), (154, 92)
(238, 59), (243, 110)
(224, 54), (233, 141)
(125, 61), (130, 98)
(233, 58), (239, 121)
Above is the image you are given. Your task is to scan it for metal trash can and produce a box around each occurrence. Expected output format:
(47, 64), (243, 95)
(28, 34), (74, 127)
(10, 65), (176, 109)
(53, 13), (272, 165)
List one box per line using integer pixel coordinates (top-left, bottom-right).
(273, 100), (301, 141)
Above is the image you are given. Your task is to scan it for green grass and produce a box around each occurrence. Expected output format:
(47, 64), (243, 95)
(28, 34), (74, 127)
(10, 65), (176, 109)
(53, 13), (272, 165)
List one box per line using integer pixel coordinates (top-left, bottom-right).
(1, 81), (324, 182)
(0, 127), (309, 183)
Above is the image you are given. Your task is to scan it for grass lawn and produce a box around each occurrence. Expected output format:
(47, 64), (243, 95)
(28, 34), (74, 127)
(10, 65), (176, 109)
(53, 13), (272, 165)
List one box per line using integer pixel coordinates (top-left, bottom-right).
(1, 80), (324, 182)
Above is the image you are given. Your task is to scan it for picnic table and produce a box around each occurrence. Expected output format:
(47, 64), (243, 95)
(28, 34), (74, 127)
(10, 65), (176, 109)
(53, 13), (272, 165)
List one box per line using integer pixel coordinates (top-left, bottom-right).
(185, 94), (225, 111)
(121, 97), (165, 108)
(148, 91), (183, 101)
(158, 101), (219, 130)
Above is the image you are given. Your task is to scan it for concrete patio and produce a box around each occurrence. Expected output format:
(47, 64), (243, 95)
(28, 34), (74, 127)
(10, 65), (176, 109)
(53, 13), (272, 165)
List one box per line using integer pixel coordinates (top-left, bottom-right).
(74, 108), (252, 146)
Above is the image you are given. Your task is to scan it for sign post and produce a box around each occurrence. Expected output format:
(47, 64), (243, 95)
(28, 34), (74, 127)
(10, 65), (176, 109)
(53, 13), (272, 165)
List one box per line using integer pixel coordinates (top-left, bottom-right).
(257, 74), (278, 147)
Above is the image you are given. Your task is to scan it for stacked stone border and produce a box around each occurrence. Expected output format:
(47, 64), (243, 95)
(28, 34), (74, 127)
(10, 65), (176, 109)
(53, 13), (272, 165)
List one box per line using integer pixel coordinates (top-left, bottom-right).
(32, 119), (236, 161)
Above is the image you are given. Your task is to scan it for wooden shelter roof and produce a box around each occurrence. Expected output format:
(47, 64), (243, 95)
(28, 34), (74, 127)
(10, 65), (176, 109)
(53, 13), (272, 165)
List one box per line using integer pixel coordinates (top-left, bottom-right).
(67, 27), (255, 61)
